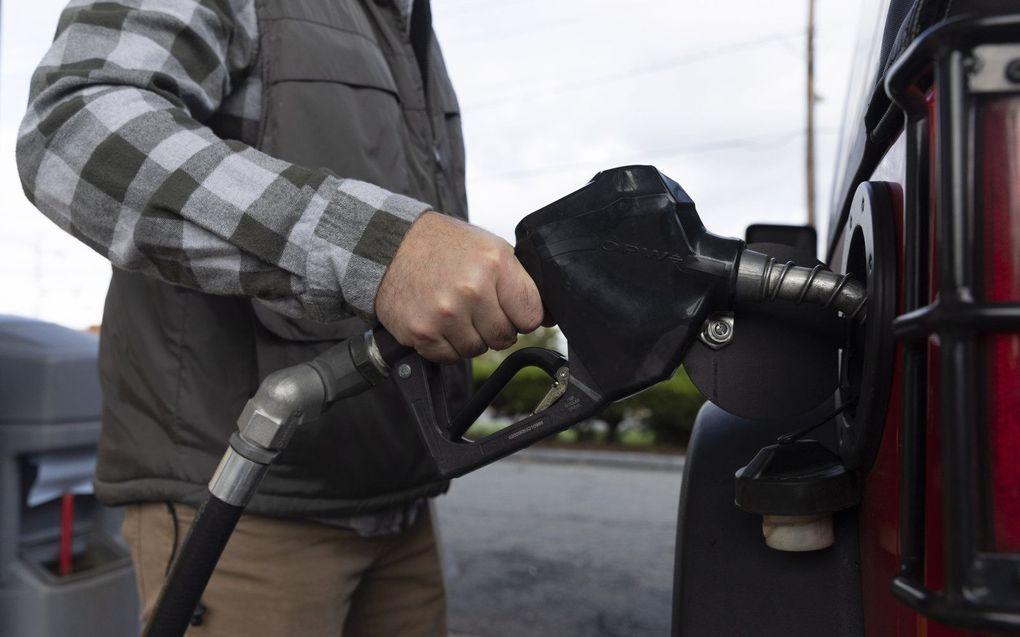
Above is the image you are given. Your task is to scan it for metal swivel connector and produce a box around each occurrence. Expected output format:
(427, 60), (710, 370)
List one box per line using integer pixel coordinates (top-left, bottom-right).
(734, 249), (868, 321)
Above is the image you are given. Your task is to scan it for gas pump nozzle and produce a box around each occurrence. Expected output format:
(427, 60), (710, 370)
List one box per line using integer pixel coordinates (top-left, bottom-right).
(380, 165), (865, 478)
(145, 165), (867, 637)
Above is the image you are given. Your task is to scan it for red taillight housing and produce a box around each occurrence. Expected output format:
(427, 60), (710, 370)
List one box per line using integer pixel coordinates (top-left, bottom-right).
(981, 96), (1020, 553)
(886, 15), (1020, 633)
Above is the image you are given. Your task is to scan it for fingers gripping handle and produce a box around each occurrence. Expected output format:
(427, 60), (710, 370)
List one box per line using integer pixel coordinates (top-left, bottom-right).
(372, 329), (414, 367)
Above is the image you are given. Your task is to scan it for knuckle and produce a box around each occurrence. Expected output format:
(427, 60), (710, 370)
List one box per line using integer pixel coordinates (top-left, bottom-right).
(435, 299), (458, 321)
(407, 322), (436, 343)
(456, 281), (483, 303)
(483, 246), (509, 271)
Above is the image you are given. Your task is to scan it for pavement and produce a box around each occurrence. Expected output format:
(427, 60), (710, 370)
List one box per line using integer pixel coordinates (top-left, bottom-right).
(509, 446), (685, 471)
(436, 448), (685, 637)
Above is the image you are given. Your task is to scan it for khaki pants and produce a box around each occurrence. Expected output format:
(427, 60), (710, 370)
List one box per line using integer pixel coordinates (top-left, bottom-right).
(122, 502), (447, 637)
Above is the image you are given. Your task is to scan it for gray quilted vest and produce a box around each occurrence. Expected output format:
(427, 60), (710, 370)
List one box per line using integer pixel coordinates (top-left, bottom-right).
(94, 0), (469, 518)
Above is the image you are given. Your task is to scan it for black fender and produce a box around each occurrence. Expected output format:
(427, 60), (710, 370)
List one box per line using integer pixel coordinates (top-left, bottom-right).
(671, 403), (864, 636)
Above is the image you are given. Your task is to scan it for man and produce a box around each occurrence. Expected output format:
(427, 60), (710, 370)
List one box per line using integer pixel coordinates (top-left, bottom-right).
(16, 0), (544, 635)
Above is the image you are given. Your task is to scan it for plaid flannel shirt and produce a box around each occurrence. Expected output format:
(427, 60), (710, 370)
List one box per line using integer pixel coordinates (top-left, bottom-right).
(16, 0), (430, 323)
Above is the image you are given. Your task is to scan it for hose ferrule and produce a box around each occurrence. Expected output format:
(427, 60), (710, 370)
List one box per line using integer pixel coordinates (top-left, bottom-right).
(208, 447), (269, 507)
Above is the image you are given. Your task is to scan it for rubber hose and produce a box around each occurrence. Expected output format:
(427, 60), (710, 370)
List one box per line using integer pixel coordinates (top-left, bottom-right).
(143, 494), (244, 637)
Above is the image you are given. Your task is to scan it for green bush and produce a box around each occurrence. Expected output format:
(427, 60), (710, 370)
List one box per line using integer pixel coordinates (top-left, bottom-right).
(620, 368), (704, 447)
(472, 340), (705, 448)
(471, 361), (557, 418)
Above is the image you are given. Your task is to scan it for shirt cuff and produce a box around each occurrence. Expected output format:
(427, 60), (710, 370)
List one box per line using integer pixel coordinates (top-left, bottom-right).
(302, 178), (431, 323)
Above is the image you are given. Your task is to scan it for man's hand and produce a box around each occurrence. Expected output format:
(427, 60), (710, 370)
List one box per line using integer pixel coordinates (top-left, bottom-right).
(375, 212), (544, 363)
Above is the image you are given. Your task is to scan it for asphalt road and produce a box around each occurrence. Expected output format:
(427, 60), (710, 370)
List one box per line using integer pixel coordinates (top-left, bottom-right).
(435, 455), (684, 637)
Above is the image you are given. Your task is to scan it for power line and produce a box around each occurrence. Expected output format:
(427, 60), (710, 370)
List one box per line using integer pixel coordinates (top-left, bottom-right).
(433, 0), (548, 18)
(445, 14), (607, 46)
(464, 29), (807, 110)
(441, 0), (659, 45)
(469, 128), (838, 181)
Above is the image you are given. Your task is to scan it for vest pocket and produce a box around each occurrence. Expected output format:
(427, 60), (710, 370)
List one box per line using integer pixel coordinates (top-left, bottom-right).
(258, 20), (411, 195)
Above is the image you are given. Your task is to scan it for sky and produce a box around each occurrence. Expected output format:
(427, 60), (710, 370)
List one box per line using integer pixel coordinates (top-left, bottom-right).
(0, 0), (871, 329)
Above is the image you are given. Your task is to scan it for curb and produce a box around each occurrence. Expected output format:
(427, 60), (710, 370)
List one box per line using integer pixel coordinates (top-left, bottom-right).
(507, 447), (686, 472)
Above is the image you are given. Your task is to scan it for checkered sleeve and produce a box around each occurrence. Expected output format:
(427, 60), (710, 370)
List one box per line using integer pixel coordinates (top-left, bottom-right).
(15, 0), (431, 322)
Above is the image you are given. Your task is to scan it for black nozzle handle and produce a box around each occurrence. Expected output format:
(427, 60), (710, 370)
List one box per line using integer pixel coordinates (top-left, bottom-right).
(367, 332), (592, 474)
(391, 352), (606, 479)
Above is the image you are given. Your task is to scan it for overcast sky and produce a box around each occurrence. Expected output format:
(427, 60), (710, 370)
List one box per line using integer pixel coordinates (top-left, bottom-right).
(0, 0), (869, 328)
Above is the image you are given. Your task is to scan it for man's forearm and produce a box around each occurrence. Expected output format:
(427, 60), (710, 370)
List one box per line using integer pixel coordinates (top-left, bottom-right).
(15, 0), (429, 322)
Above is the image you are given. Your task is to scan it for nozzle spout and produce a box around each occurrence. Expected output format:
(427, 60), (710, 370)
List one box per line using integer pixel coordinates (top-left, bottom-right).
(734, 249), (868, 321)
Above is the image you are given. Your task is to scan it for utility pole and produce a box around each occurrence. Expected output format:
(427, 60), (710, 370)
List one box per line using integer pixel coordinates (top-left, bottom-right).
(805, 0), (817, 228)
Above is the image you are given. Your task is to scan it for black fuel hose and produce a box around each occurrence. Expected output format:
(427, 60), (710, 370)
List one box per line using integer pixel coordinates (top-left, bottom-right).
(143, 494), (244, 637)
(143, 333), (394, 637)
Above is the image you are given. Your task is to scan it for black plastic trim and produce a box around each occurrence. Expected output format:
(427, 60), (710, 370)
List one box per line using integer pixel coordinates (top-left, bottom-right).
(671, 403), (864, 637)
(835, 182), (898, 473)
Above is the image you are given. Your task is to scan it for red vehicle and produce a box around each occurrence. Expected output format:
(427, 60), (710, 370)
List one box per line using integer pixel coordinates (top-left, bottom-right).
(672, 1), (1020, 635)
